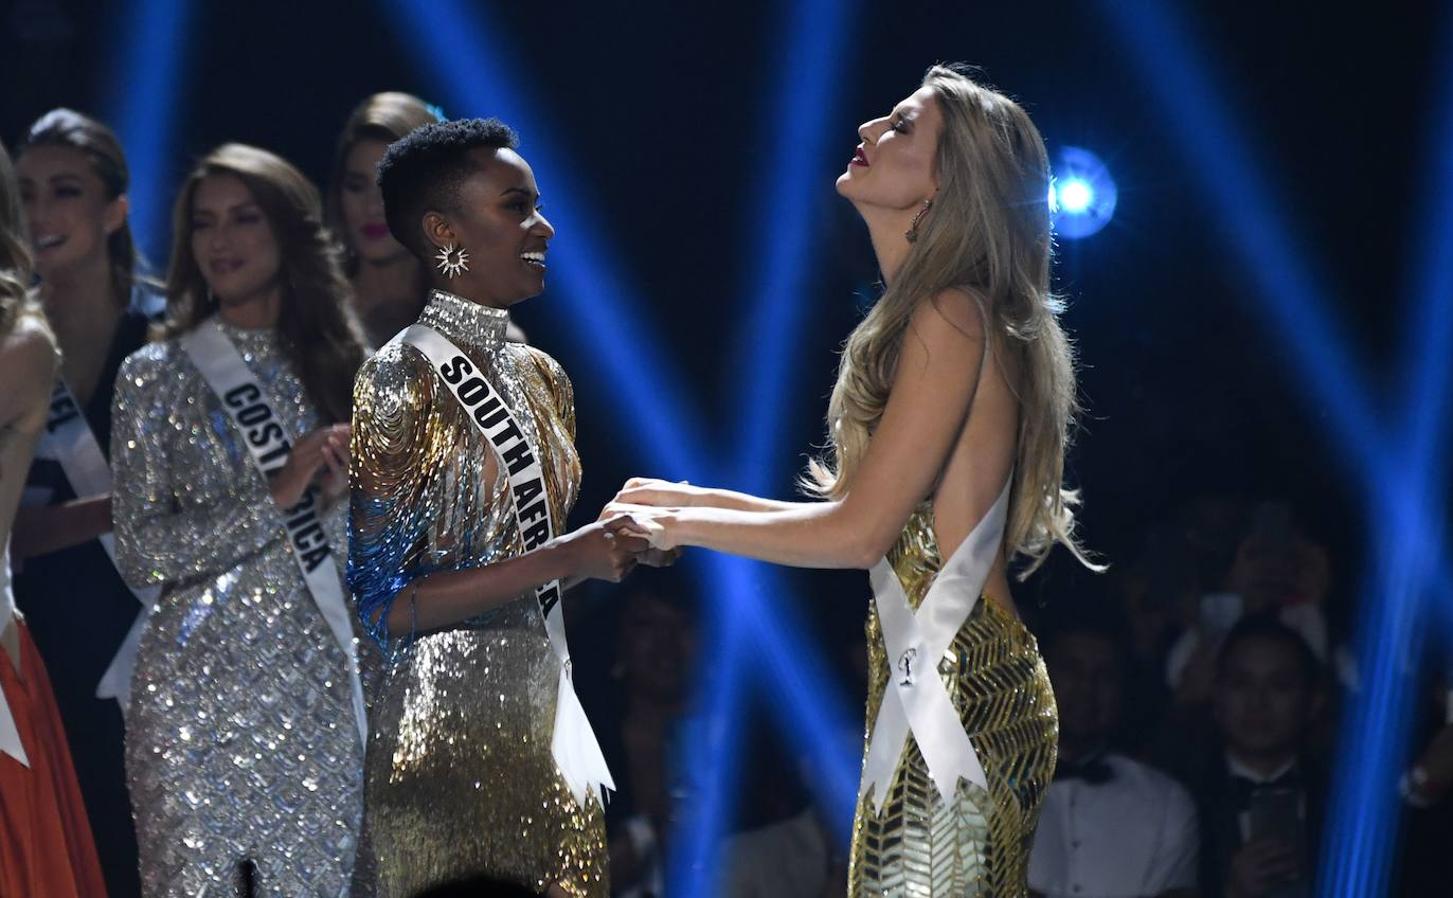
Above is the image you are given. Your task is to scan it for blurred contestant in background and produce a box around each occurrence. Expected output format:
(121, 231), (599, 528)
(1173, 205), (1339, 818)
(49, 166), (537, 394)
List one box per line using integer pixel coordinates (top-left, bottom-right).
(11, 108), (162, 898)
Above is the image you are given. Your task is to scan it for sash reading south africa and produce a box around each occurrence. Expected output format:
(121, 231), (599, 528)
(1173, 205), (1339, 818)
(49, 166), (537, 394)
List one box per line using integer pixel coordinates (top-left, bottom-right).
(180, 318), (367, 748)
(400, 322), (614, 807)
(29, 378), (161, 710)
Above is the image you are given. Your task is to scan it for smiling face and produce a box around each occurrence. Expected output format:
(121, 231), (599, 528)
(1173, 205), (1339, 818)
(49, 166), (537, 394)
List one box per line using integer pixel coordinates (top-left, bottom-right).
(16, 144), (126, 280)
(836, 84), (943, 213)
(422, 147), (554, 308)
(188, 173), (282, 306)
(339, 137), (404, 265)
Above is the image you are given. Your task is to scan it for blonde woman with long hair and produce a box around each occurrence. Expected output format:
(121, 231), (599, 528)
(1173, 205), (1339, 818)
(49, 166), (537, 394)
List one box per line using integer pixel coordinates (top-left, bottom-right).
(611, 64), (1097, 896)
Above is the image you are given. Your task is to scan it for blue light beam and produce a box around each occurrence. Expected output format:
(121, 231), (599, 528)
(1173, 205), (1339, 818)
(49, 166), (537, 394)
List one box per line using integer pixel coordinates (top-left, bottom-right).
(105, 0), (197, 265)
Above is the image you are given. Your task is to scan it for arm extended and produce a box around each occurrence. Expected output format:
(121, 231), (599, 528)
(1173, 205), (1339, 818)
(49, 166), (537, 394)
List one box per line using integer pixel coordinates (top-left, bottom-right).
(616, 290), (993, 569)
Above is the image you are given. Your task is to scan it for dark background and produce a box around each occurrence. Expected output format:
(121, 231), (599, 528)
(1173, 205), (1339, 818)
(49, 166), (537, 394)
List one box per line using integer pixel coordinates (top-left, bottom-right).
(3, 0), (1441, 846)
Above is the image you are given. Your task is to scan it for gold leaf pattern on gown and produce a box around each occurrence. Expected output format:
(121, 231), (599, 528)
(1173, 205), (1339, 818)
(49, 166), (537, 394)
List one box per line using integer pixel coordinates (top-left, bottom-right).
(849, 506), (1058, 897)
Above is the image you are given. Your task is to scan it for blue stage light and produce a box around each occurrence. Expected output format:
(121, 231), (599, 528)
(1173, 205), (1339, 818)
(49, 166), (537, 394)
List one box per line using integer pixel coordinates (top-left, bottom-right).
(1051, 146), (1116, 239)
(105, 0), (196, 264)
(1095, 2), (1453, 894)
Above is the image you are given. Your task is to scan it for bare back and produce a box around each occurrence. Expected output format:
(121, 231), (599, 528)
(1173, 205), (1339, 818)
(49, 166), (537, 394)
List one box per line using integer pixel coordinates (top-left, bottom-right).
(927, 318), (1022, 618)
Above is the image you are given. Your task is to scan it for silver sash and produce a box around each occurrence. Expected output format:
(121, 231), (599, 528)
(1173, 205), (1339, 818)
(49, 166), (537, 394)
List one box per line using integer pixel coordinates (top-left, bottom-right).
(31, 377), (161, 710)
(180, 318), (367, 748)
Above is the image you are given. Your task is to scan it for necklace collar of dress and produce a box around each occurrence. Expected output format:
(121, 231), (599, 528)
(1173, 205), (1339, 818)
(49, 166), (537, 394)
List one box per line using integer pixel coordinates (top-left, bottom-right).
(420, 289), (510, 353)
(212, 316), (281, 354)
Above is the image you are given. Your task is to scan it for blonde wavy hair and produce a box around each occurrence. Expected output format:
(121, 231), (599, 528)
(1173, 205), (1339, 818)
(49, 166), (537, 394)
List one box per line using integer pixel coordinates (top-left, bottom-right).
(0, 140), (45, 341)
(807, 64), (1097, 577)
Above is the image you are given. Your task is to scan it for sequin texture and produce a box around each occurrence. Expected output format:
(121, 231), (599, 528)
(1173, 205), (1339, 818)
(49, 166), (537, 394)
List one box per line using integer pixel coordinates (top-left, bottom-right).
(348, 291), (606, 897)
(111, 320), (364, 896)
(849, 506), (1059, 897)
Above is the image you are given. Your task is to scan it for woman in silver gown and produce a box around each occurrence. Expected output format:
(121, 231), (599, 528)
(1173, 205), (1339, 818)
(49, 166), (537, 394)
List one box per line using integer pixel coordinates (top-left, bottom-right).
(112, 143), (368, 896)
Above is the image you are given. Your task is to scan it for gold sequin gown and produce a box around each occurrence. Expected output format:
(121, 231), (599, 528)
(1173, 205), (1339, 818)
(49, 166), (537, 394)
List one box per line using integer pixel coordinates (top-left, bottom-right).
(848, 506), (1059, 897)
(348, 290), (606, 898)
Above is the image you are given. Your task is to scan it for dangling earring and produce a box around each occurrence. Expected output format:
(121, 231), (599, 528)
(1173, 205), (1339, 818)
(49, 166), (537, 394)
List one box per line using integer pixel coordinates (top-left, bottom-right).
(435, 242), (470, 279)
(905, 197), (934, 243)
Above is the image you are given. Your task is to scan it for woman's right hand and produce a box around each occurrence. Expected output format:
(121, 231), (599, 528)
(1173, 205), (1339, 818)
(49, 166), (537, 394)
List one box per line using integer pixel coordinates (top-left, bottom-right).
(269, 424), (351, 510)
(560, 517), (651, 583)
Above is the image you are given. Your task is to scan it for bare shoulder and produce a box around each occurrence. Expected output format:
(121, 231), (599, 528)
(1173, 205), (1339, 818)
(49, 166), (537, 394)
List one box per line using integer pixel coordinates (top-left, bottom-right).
(0, 314), (59, 378)
(899, 288), (990, 376)
(0, 315), (58, 428)
(916, 287), (988, 342)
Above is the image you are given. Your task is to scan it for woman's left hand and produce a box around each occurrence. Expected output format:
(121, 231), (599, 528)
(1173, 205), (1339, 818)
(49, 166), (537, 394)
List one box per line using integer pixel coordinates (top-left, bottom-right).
(316, 426), (351, 506)
(602, 502), (681, 551)
(613, 477), (706, 508)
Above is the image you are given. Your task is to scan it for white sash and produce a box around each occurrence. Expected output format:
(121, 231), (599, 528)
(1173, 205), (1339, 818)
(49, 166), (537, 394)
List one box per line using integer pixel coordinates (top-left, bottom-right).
(0, 545), (27, 767)
(31, 378), (161, 710)
(859, 478), (1012, 811)
(401, 323), (614, 807)
(180, 319), (367, 748)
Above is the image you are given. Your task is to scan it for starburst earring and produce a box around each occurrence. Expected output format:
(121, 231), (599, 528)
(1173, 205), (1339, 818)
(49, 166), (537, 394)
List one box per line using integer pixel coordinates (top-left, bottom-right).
(435, 242), (470, 279)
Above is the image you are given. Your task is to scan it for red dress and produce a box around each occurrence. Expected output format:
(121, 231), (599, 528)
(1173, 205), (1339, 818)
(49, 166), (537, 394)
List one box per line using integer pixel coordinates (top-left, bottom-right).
(0, 614), (107, 898)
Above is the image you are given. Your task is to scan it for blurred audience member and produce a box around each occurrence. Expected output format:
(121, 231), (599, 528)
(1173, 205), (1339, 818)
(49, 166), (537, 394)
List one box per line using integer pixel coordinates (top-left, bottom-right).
(1167, 502), (1333, 705)
(592, 571), (698, 898)
(1393, 666), (1453, 893)
(1029, 612), (1198, 898)
(1111, 527), (1199, 752)
(1164, 614), (1327, 898)
(715, 705), (846, 898)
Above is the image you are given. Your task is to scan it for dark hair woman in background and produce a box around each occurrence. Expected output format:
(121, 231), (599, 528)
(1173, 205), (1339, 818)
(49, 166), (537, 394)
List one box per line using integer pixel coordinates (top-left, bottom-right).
(11, 107), (162, 898)
(327, 91), (441, 346)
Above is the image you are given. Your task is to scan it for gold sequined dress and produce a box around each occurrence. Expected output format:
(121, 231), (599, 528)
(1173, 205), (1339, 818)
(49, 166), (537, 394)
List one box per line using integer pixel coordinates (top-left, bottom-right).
(849, 502), (1059, 897)
(348, 290), (606, 898)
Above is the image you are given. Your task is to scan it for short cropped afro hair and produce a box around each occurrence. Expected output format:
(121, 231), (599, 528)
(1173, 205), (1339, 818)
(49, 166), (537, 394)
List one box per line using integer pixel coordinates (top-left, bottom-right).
(376, 117), (519, 257)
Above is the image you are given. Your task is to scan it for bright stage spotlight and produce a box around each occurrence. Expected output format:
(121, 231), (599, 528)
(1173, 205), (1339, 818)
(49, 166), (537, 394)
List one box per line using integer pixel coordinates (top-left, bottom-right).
(1056, 178), (1094, 214)
(1050, 146), (1116, 239)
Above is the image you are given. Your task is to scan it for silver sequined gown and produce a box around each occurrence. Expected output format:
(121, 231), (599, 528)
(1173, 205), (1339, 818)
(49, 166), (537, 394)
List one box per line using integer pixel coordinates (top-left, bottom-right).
(348, 290), (606, 898)
(111, 320), (364, 897)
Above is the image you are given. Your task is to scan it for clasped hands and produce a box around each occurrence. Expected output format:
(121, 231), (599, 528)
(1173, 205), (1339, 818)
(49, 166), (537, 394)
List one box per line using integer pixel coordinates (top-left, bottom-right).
(597, 476), (703, 553)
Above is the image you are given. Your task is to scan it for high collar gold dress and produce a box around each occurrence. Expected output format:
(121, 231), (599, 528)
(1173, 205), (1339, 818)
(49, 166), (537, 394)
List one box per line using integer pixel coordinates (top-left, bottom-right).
(348, 290), (606, 898)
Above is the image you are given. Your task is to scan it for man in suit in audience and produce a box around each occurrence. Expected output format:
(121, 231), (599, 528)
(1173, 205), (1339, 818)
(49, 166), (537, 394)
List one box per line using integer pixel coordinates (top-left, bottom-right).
(1030, 613), (1199, 898)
